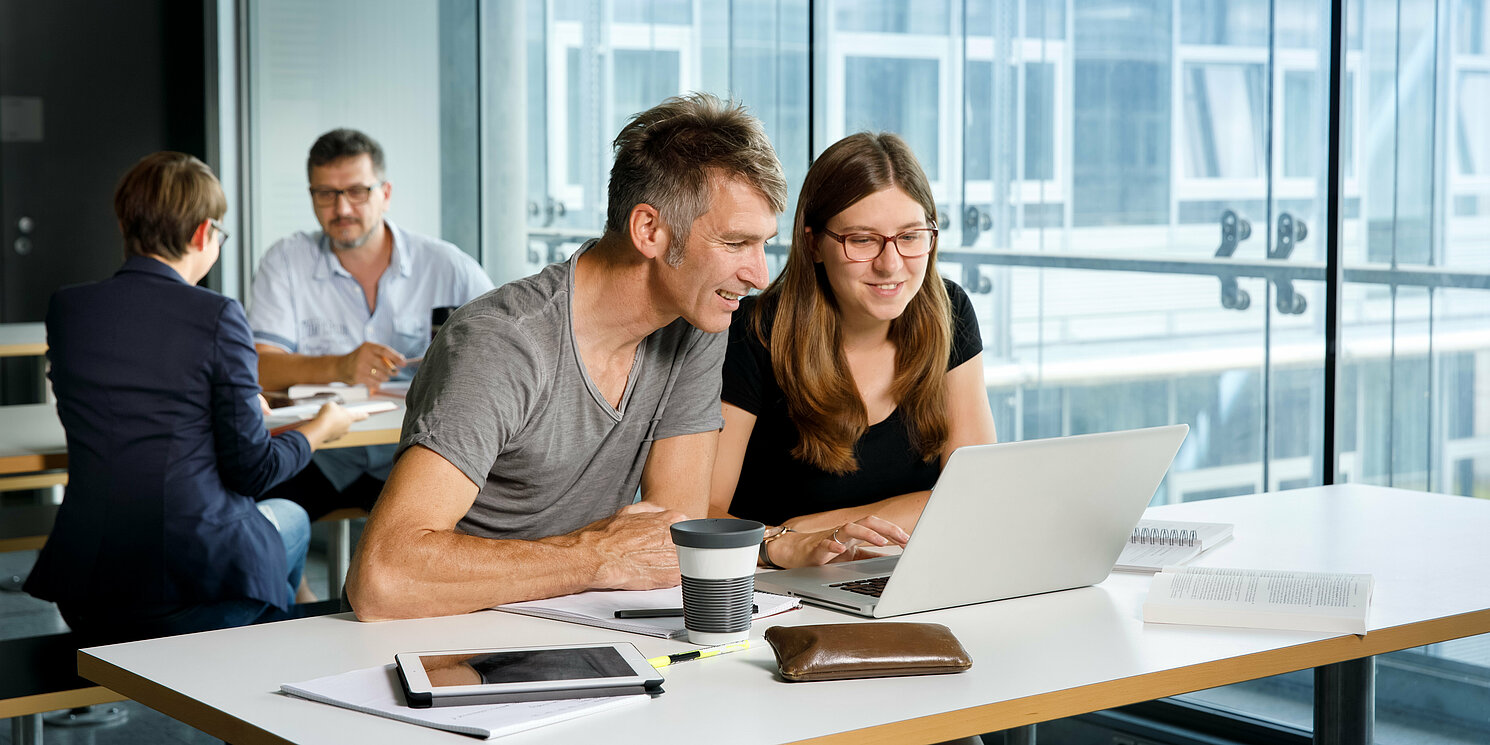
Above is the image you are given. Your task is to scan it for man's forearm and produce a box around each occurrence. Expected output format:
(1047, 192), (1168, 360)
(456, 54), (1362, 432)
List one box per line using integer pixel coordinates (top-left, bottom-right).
(349, 446), (685, 621)
(347, 529), (605, 621)
(257, 351), (343, 391)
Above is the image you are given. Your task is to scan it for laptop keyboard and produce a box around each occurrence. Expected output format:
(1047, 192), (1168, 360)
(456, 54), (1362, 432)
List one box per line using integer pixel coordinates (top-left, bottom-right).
(830, 576), (890, 597)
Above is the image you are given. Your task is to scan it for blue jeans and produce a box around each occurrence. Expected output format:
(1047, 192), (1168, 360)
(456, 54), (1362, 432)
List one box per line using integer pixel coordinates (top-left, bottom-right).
(61, 499), (312, 646)
(257, 497), (311, 606)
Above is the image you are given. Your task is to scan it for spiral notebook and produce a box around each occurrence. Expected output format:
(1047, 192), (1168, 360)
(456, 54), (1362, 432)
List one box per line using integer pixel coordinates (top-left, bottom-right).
(1113, 519), (1234, 573)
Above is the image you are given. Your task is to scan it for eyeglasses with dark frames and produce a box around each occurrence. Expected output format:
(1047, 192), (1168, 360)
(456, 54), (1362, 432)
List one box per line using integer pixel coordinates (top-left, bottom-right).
(820, 227), (938, 263)
(308, 183), (382, 207)
(209, 219), (230, 249)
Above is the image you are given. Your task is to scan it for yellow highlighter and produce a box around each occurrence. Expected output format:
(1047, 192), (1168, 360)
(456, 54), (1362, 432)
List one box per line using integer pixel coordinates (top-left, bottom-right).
(647, 640), (751, 669)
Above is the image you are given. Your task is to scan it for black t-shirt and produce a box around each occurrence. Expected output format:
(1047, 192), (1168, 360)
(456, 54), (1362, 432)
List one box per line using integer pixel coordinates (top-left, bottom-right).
(721, 278), (983, 526)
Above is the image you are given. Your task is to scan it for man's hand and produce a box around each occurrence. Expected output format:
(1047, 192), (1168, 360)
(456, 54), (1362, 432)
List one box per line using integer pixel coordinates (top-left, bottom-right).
(337, 342), (406, 389)
(578, 503), (689, 591)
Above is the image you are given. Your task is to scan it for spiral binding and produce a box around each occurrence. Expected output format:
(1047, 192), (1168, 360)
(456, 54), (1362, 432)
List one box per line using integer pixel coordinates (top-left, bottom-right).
(1130, 527), (1199, 546)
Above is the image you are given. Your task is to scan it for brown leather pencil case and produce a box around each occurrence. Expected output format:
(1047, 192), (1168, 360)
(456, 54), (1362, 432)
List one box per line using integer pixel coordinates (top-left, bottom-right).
(763, 622), (972, 682)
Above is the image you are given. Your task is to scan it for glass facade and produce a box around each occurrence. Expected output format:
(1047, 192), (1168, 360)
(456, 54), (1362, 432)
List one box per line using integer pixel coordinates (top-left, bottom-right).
(241, 0), (1490, 740)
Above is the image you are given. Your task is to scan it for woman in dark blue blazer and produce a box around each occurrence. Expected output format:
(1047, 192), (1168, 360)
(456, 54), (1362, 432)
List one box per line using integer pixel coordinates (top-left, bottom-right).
(25, 152), (361, 645)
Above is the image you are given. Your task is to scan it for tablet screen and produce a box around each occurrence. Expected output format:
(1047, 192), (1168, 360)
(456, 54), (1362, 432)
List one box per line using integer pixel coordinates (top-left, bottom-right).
(419, 647), (635, 688)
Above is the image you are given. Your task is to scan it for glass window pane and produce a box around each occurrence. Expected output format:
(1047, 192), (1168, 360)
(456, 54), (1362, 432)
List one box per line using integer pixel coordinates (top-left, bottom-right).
(1180, 0), (1270, 46)
(843, 56), (941, 179)
(566, 46), (583, 187)
(1072, 58), (1171, 225)
(1458, 71), (1490, 176)
(835, 0), (949, 35)
(246, 0), (470, 271)
(1283, 70), (1320, 179)
(611, 49), (681, 137)
(965, 61), (993, 182)
(611, 0), (690, 25)
(1182, 63), (1267, 179)
(1344, 69), (1357, 181)
(1025, 0), (1067, 39)
(1460, 0), (1486, 54)
(1024, 62), (1056, 180)
(527, 0), (808, 278)
(1072, 0), (1171, 227)
(1275, 0), (1322, 48)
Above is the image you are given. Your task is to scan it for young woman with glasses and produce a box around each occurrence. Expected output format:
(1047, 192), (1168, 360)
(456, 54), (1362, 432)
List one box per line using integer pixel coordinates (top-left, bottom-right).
(709, 132), (998, 570)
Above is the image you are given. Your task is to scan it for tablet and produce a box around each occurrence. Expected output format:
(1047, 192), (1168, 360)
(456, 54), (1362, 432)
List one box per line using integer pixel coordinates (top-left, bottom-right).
(394, 642), (664, 708)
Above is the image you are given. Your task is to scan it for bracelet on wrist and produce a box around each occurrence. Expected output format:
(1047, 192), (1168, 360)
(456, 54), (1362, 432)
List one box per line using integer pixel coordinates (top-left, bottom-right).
(758, 525), (795, 569)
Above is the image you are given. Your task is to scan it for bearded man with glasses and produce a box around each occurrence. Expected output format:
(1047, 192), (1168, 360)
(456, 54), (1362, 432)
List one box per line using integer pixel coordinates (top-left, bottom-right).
(248, 128), (494, 525)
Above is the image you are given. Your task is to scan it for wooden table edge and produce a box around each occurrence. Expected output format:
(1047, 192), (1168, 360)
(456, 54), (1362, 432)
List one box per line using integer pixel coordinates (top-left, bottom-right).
(0, 453), (68, 476)
(0, 342), (47, 357)
(788, 608), (1490, 744)
(78, 651), (295, 745)
(74, 609), (1490, 745)
(327, 428), (402, 449)
(0, 686), (125, 719)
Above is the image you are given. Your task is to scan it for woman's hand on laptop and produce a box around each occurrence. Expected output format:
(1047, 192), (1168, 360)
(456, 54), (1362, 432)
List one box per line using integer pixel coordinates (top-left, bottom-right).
(771, 516), (909, 568)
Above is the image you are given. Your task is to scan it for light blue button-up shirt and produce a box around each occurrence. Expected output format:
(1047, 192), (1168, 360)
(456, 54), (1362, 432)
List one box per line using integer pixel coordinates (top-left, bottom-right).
(248, 218), (494, 488)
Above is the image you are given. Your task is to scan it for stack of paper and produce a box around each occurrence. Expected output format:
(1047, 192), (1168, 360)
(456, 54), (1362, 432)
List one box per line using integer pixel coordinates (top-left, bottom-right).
(281, 664), (644, 739)
(497, 587), (800, 639)
(287, 383), (372, 401)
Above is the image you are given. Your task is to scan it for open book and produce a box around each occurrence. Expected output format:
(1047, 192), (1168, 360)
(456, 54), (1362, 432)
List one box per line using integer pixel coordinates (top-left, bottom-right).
(1114, 519), (1234, 572)
(496, 587), (799, 639)
(1143, 567), (1373, 634)
(281, 664), (644, 739)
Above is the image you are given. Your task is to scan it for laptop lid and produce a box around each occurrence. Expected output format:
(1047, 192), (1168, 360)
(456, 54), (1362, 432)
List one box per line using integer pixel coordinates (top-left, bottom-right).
(755, 423), (1189, 617)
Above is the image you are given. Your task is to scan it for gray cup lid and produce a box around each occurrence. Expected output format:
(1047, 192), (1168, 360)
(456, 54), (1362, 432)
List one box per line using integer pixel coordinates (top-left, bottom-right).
(671, 518), (765, 549)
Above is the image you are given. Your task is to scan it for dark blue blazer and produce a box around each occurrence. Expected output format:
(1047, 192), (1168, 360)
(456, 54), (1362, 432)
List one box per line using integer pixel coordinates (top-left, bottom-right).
(25, 256), (312, 611)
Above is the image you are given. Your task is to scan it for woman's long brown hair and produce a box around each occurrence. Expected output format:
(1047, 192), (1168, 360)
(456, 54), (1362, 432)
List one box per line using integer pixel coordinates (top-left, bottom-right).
(753, 132), (951, 475)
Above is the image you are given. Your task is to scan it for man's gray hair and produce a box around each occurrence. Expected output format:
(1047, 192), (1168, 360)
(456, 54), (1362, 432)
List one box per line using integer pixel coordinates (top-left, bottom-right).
(606, 93), (787, 265)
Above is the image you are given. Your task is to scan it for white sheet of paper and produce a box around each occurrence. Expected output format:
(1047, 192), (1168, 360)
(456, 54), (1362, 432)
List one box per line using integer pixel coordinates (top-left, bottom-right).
(497, 587), (800, 639)
(281, 664), (645, 739)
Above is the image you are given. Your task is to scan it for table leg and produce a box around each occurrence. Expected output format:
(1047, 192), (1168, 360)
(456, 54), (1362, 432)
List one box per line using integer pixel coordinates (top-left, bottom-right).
(329, 518), (351, 601)
(1314, 656), (1374, 744)
(11, 713), (41, 745)
(999, 724), (1036, 744)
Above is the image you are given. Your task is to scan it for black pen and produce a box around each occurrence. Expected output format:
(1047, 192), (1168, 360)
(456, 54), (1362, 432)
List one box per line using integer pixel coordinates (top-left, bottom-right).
(614, 605), (757, 619)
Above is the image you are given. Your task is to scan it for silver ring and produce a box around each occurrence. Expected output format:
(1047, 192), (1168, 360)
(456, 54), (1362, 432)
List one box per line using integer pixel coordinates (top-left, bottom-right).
(830, 528), (843, 545)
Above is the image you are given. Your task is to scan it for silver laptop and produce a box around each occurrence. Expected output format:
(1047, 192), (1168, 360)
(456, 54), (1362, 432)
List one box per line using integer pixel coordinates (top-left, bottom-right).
(755, 424), (1189, 617)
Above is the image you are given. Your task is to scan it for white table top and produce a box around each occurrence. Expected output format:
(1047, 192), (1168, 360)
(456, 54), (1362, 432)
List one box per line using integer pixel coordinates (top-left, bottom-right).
(0, 400), (405, 474)
(0, 322), (45, 357)
(78, 484), (1490, 745)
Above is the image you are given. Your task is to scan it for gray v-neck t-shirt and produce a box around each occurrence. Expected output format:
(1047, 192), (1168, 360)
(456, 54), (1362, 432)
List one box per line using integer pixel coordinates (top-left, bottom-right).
(398, 242), (725, 539)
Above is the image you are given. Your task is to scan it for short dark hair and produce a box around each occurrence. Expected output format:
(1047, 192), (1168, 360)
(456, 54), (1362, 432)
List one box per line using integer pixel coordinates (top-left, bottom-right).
(307, 128), (386, 180)
(606, 93), (787, 264)
(113, 152), (227, 260)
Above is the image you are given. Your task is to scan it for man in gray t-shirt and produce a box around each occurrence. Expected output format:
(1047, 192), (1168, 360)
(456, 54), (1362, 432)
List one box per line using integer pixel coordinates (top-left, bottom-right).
(347, 93), (788, 620)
